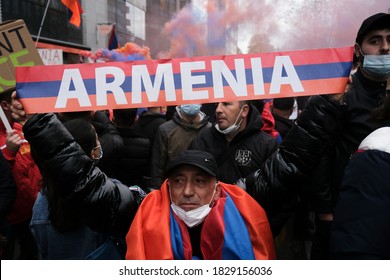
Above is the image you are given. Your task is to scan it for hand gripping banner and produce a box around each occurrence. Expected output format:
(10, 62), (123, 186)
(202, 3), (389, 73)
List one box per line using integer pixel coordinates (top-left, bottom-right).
(16, 46), (353, 114)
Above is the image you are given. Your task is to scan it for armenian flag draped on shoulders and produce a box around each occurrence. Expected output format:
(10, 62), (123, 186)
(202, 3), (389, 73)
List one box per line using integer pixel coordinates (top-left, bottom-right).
(125, 180), (275, 260)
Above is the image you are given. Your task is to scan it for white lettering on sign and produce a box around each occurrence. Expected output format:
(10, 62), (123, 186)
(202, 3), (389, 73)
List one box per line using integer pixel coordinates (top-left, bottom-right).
(37, 49), (63, 65)
(55, 69), (91, 108)
(270, 56), (303, 94)
(54, 55), (303, 108)
(181, 61), (209, 101)
(95, 66), (127, 105)
(132, 63), (176, 104)
(212, 59), (247, 98)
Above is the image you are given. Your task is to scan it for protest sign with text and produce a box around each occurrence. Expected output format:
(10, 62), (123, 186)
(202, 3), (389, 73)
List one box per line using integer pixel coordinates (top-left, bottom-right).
(0, 19), (43, 93)
(16, 46), (353, 114)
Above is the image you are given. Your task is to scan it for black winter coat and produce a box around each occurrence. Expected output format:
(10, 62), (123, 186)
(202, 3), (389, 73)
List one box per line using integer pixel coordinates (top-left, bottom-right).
(114, 127), (151, 190)
(23, 114), (141, 238)
(0, 150), (16, 224)
(92, 111), (124, 179)
(308, 69), (388, 213)
(132, 112), (166, 146)
(331, 149), (390, 259)
(244, 95), (344, 236)
(189, 104), (278, 184)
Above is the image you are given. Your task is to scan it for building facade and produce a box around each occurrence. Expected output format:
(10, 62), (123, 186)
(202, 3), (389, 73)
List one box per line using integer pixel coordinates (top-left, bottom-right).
(0, 0), (191, 63)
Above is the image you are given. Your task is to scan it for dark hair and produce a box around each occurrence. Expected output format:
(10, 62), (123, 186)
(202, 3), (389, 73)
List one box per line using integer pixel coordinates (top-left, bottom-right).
(251, 99), (264, 114)
(59, 111), (92, 122)
(113, 108), (137, 127)
(63, 119), (96, 156)
(45, 119), (97, 232)
(273, 97), (295, 110)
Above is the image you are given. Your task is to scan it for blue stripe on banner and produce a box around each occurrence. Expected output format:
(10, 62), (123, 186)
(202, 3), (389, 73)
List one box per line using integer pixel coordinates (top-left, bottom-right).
(222, 193), (255, 260)
(17, 62), (352, 99)
(169, 210), (185, 260)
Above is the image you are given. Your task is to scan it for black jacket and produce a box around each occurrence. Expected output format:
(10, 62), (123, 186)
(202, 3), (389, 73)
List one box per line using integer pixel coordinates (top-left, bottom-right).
(189, 104), (278, 184)
(308, 69), (388, 213)
(114, 127), (151, 190)
(243, 95), (344, 236)
(331, 149), (390, 259)
(23, 114), (141, 238)
(0, 150), (16, 225)
(92, 111), (124, 179)
(132, 112), (166, 145)
(331, 127), (390, 259)
(272, 113), (294, 139)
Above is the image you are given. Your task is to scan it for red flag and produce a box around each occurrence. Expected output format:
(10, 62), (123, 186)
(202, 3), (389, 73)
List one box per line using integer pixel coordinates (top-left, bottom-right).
(108, 24), (120, 50)
(61, 0), (83, 28)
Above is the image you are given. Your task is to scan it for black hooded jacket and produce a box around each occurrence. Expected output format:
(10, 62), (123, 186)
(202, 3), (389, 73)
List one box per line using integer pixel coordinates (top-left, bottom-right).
(308, 69), (388, 213)
(23, 114), (142, 238)
(244, 95), (344, 236)
(189, 104), (278, 184)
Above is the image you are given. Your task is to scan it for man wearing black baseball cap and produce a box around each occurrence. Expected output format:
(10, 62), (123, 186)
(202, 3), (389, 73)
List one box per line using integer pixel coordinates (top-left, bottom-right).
(355, 12), (390, 82)
(355, 13), (390, 45)
(307, 12), (390, 259)
(126, 149), (275, 260)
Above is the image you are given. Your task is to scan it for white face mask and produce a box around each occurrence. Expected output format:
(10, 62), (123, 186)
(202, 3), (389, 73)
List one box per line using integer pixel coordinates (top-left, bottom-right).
(170, 184), (217, 228)
(215, 107), (244, 135)
(92, 145), (103, 164)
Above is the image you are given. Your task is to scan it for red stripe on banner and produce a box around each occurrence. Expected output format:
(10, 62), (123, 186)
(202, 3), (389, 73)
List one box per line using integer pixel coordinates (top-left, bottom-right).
(216, 47), (354, 69)
(269, 47), (354, 65)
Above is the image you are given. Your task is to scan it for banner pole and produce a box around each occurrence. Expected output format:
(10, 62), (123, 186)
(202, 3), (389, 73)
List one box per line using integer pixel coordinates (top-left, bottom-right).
(35, 0), (52, 47)
(0, 106), (12, 133)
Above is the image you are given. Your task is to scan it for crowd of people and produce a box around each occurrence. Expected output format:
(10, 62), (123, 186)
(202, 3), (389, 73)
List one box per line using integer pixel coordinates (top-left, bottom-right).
(0, 12), (389, 260)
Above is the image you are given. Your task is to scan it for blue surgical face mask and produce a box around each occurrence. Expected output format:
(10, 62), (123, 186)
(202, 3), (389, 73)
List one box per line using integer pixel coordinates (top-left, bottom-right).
(179, 104), (202, 116)
(361, 52), (390, 80)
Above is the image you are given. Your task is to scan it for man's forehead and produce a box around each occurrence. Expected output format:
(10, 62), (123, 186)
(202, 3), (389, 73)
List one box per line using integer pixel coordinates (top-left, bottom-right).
(169, 164), (212, 177)
(364, 28), (390, 40)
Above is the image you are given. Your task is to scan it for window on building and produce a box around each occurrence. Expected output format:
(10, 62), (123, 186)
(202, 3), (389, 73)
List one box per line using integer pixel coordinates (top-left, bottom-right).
(126, 1), (145, 41)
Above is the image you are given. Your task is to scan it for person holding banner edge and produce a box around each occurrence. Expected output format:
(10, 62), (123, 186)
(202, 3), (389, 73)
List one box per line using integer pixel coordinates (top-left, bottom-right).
(307, 12), (390, 259)
(0, 87), (42, 259)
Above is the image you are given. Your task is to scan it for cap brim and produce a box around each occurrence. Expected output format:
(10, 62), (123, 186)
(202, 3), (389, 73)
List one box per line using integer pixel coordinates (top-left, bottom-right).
(165, 162), (216, 177)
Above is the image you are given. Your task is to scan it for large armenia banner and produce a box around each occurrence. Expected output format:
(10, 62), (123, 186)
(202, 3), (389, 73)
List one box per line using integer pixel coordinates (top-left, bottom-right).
(16, 46), (353, 114)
